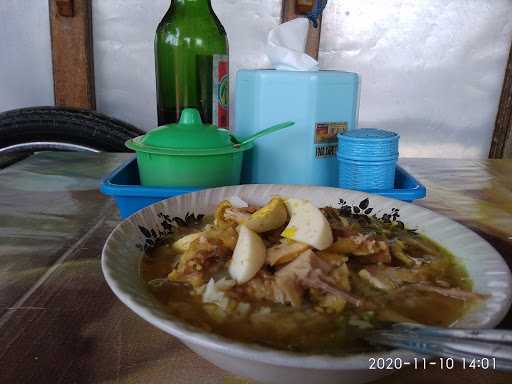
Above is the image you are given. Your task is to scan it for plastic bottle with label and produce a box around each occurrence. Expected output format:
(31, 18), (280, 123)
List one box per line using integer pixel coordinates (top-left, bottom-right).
(155, 0), (229, 127)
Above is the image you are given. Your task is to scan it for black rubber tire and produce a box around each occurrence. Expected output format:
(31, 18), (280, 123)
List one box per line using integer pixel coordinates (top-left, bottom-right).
(0, 107), (145, 153)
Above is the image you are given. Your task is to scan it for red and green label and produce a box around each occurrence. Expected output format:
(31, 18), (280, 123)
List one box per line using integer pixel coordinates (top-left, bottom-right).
(213, 55), (229, 128)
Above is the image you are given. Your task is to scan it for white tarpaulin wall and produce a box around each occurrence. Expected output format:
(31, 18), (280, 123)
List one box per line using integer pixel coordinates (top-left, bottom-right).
(0, 0), (54, 111)
(318, 0), (512, 158)
(1, 0), (511, 158)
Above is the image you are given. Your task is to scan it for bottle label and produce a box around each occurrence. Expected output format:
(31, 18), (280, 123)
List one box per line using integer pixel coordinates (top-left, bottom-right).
(212, 54), (229, 128)
(315, 122), (347, 158)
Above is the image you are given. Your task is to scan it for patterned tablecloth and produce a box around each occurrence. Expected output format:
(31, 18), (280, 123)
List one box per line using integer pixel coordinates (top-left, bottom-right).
(0, 152), (511, 384)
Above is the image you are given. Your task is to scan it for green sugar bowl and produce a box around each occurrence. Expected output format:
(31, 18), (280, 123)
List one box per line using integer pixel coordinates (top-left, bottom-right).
(126, 108), (293, 188)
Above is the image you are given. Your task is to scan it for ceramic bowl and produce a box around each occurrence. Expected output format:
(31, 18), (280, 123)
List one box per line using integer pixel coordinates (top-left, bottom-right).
(102, 185), (512, 384)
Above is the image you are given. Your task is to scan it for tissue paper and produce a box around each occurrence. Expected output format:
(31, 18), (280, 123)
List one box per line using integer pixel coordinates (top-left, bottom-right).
(267, 18), (319, 71)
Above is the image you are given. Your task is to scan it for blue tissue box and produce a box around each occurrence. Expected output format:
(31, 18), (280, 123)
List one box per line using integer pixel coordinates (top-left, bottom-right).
(235, 69), (360, 187)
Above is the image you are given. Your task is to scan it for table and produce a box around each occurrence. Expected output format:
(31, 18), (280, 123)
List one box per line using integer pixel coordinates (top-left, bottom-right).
(0, 152), (511, 384)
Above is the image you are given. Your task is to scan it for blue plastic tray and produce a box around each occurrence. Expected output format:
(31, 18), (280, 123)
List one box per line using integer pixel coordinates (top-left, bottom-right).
(100, 158), (426, 219)
(100, 157), (200, 219)
(364, 165), (426, 202)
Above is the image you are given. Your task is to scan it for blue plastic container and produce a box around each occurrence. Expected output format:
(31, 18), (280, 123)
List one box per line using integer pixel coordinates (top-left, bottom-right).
(100, 158), (426, 219)
(337, 129), (400, 191)
(235, 69), (360, 187)
(100, 158), (200, 219)
(338, 158), (397, 191)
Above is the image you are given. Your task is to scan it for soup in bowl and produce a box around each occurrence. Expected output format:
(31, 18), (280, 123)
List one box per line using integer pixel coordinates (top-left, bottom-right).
(102, 185), (512, 384)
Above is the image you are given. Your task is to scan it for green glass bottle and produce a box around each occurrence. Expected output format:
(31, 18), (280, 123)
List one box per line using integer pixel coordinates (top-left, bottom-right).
(155, 0), (229, 128)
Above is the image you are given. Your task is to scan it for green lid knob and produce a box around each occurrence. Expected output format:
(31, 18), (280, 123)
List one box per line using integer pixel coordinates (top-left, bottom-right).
(179, 108), (203, 126)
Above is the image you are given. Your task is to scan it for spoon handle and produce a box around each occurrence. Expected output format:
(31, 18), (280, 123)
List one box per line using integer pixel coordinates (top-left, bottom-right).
(239, 121), (294, 146)
(367, 324), (512, 371)
(392, 323), (512, 343)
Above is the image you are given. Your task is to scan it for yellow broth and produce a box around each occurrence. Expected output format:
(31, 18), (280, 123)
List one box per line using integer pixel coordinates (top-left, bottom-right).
(141, 213), (480, 355)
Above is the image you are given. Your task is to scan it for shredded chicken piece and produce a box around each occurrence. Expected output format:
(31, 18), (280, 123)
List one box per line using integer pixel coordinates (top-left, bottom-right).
(202, 278), (230, 310)
(302, 272), (363, 307)
(435, 279), (451, 288)
(169, 237), (231, 287)
(360, 267), (483, 302)
(359, 269), (393, 291)
(360, 241), (391, 264)
(327, 237), (359, 254)
(331, 263), (351, 291)
(274, 270), (304, 307)
(267, 240), (310, 266)
(364, 265), (425, 287)
(275, 250), (363, 307)
(276, 249), (331, 279)
(203, 226), (238, 250)
(224, 208), (251, 224)
(214, 201), (257, 228)
(390, 240), (416, 266)
(351, 233), (368, 247)
(326, 236), (391, 263)
(316, 294), (346, 314)
(409, 283), (487, 301)
(243, 251), (355, 308)
(241, 271), (288, 304)
(317, 251), (349, 267)
(215, 277), (237, 291)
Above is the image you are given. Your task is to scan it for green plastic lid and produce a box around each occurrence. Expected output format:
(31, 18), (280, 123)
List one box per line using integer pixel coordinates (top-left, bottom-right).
(126, 108), (251, 156)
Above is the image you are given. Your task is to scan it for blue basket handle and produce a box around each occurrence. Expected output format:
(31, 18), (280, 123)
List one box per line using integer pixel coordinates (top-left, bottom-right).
(306, 0), (328, 28)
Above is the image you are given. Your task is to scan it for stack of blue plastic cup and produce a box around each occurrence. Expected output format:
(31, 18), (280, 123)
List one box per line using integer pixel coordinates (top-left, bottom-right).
(337, 128), (400, 191)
